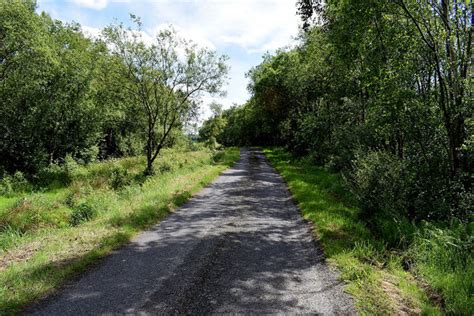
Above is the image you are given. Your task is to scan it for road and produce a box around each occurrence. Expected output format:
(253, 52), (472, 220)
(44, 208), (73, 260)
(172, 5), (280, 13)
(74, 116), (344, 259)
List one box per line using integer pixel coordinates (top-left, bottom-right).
(30, 148), (355, 315)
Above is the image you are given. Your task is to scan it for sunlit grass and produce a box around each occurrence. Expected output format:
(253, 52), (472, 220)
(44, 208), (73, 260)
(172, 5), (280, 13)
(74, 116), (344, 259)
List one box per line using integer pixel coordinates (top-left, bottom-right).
(0, 147), (240, 314)
(264, 148), (440, 315)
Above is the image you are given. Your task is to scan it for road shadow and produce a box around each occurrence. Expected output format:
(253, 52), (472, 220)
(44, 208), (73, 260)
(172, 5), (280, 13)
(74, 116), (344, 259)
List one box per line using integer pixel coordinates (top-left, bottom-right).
(26, 148), (354, 315)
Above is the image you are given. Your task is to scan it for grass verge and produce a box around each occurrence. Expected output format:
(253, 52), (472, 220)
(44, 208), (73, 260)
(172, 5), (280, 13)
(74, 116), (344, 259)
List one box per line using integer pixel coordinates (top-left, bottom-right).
(0, 147), (240, 314)
(264, 148), (443, 315)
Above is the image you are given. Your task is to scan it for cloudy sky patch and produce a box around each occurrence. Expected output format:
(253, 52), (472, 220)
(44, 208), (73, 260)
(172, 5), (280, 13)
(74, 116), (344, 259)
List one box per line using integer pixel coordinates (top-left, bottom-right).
(37, 0), (301, 120)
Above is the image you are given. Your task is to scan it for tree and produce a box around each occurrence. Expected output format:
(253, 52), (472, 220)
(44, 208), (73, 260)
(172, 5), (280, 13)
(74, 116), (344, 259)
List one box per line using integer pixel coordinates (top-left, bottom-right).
(0, 1), (104, 172)
(218, 0), (471, 221)
(199, 102), (227, 148)
(296, 0), (325, 30)
(394, 0), (472, 177)
(103, 17), (229, 175)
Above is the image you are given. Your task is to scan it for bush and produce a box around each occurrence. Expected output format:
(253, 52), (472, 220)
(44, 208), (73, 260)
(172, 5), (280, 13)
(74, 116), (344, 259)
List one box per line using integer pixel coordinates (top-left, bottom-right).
(64, 154), (88, 181)
(350, 151), (410, 220)
(37, 163), (68, 188)
(373, 215), (416, 248)
(64, 182), (93, 207)
(188, 141), (206, 152)
(116, 133), (145, 157)
(76, 145), (99, 164)
(204, 136), (219, 150)
(70, 203), (97, 226)
(11, 171), (30, 192)
(0, 171), (31, 196)
(211, 150), (225, 163)
(158, 161), (174, 174)
(0, 176), (13, 196)
(325, 124), (370, 172)
(408, 221), (473, 314)
(36, 155), (88, 188)
(110, 166), (131, 190)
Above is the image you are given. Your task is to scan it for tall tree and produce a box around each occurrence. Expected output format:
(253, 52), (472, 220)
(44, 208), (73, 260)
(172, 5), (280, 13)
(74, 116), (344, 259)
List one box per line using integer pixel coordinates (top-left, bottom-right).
(395, 0), (473, 176)
(103, 17), (229, 175)
(0, 0), (103, 172)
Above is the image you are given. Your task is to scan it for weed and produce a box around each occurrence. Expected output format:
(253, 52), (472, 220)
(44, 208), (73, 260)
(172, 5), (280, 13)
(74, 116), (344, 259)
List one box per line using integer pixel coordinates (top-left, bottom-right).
(70, 203), (97, 226)
(264, 148), (442, 314)
(0, 147), (240, 314)
(110, 167), (131, 190)
(158, 161), (174, 174)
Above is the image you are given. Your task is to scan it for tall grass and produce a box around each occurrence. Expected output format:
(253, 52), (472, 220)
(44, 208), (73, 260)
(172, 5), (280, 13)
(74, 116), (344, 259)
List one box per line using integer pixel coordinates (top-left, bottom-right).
(264, 148), (447, 315)
(408, 222), (473, 314)
(0, 147), (239, 314)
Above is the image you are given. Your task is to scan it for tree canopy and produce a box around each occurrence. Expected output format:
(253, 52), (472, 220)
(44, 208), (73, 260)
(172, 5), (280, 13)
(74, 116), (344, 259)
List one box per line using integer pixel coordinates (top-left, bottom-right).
(0, 1), (229, 175)
(202, 0), (472, 222)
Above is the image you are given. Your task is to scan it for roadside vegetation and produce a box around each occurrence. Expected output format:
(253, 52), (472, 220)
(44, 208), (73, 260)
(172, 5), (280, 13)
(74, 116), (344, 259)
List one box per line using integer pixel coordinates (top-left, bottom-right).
(0, 1), (236, 313)
(2, 0), (472, 314)
(0, 147), (239, 314)
(265, 148), (471, 314)
(0, 0), (228, 177)
(201, 0), (472, 314)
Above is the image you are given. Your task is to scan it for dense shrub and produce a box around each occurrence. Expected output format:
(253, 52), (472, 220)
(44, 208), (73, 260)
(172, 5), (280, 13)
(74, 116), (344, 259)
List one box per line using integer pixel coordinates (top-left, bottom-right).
(114, 133), (145, 157)
(0, 177), (13, 196)
(70, 203), (97, 226)
(408, 221), (473, 314)
(0, 172), (32, 196)
(109, 166), (131, 190)
(35, 155), (88, 188)
(76, 145), (99, 164)
(36, 163), (69, 188)
(350, 151), (409, 220)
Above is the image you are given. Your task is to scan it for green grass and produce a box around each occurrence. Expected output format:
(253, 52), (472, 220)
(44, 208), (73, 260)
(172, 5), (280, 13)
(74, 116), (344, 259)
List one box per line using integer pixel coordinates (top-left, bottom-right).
(0, 147), (240, 314)
(408, 223), (473, 314)
(264, 148), (441, 315)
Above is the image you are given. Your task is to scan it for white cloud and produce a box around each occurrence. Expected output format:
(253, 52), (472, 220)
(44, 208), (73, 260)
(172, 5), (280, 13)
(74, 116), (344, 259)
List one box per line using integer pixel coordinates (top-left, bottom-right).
(39, 0), (301, 120)
(142, 0), (301, 119)
(149, 24), (216, 50)
(145, 0), (299, 53)
(72, 0), (109, 10)
(71, 0), (131, 10)
(81, 25), (102, 38)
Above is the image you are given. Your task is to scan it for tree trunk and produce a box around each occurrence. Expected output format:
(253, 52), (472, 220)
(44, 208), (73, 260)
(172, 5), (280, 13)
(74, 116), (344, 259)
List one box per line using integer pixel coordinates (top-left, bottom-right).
(145, 116), (154, 176)
(145, 159), (154, 176)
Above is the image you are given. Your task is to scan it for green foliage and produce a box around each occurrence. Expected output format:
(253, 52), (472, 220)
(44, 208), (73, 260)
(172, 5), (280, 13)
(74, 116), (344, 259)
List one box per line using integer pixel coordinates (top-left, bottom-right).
(199, 104), (228, 149)
(408, 222), (473, 314)
(0, 148), (240, 314)
(70, 203), (97, 226)
(0, 172), (31, 196)
(264, 148), (442, 314)
(266, 147), (474, 313)
(0, 1), (105, 173)
(217, 0), (472, 226)
(1, 2), (227, 177)
(103, 20), (229, 175)
(109, 166), (131, 190)
(350, 151), (409, 220)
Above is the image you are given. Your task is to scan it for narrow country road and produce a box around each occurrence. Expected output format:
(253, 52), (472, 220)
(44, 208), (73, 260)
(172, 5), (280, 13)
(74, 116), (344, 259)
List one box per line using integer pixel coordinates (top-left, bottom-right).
(30, 148), (355, 315)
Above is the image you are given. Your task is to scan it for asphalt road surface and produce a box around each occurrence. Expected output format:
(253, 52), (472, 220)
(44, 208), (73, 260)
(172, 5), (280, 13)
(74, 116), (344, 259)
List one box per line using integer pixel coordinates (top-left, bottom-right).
(29, 148), (355, 315)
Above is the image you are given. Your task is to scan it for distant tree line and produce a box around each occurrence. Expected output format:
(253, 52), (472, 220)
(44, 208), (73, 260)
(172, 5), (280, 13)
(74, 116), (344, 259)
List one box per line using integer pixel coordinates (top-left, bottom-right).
(201, 0), (472, 223)
(0, 0), (228, 176)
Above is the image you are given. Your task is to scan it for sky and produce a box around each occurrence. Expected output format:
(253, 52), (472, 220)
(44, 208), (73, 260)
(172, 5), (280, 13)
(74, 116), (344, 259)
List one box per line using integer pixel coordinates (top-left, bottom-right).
(36, 0), (301, 120)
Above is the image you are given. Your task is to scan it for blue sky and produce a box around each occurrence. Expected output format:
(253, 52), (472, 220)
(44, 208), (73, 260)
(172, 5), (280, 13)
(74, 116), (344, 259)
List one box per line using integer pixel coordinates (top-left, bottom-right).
(36, 0), (301, 120)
